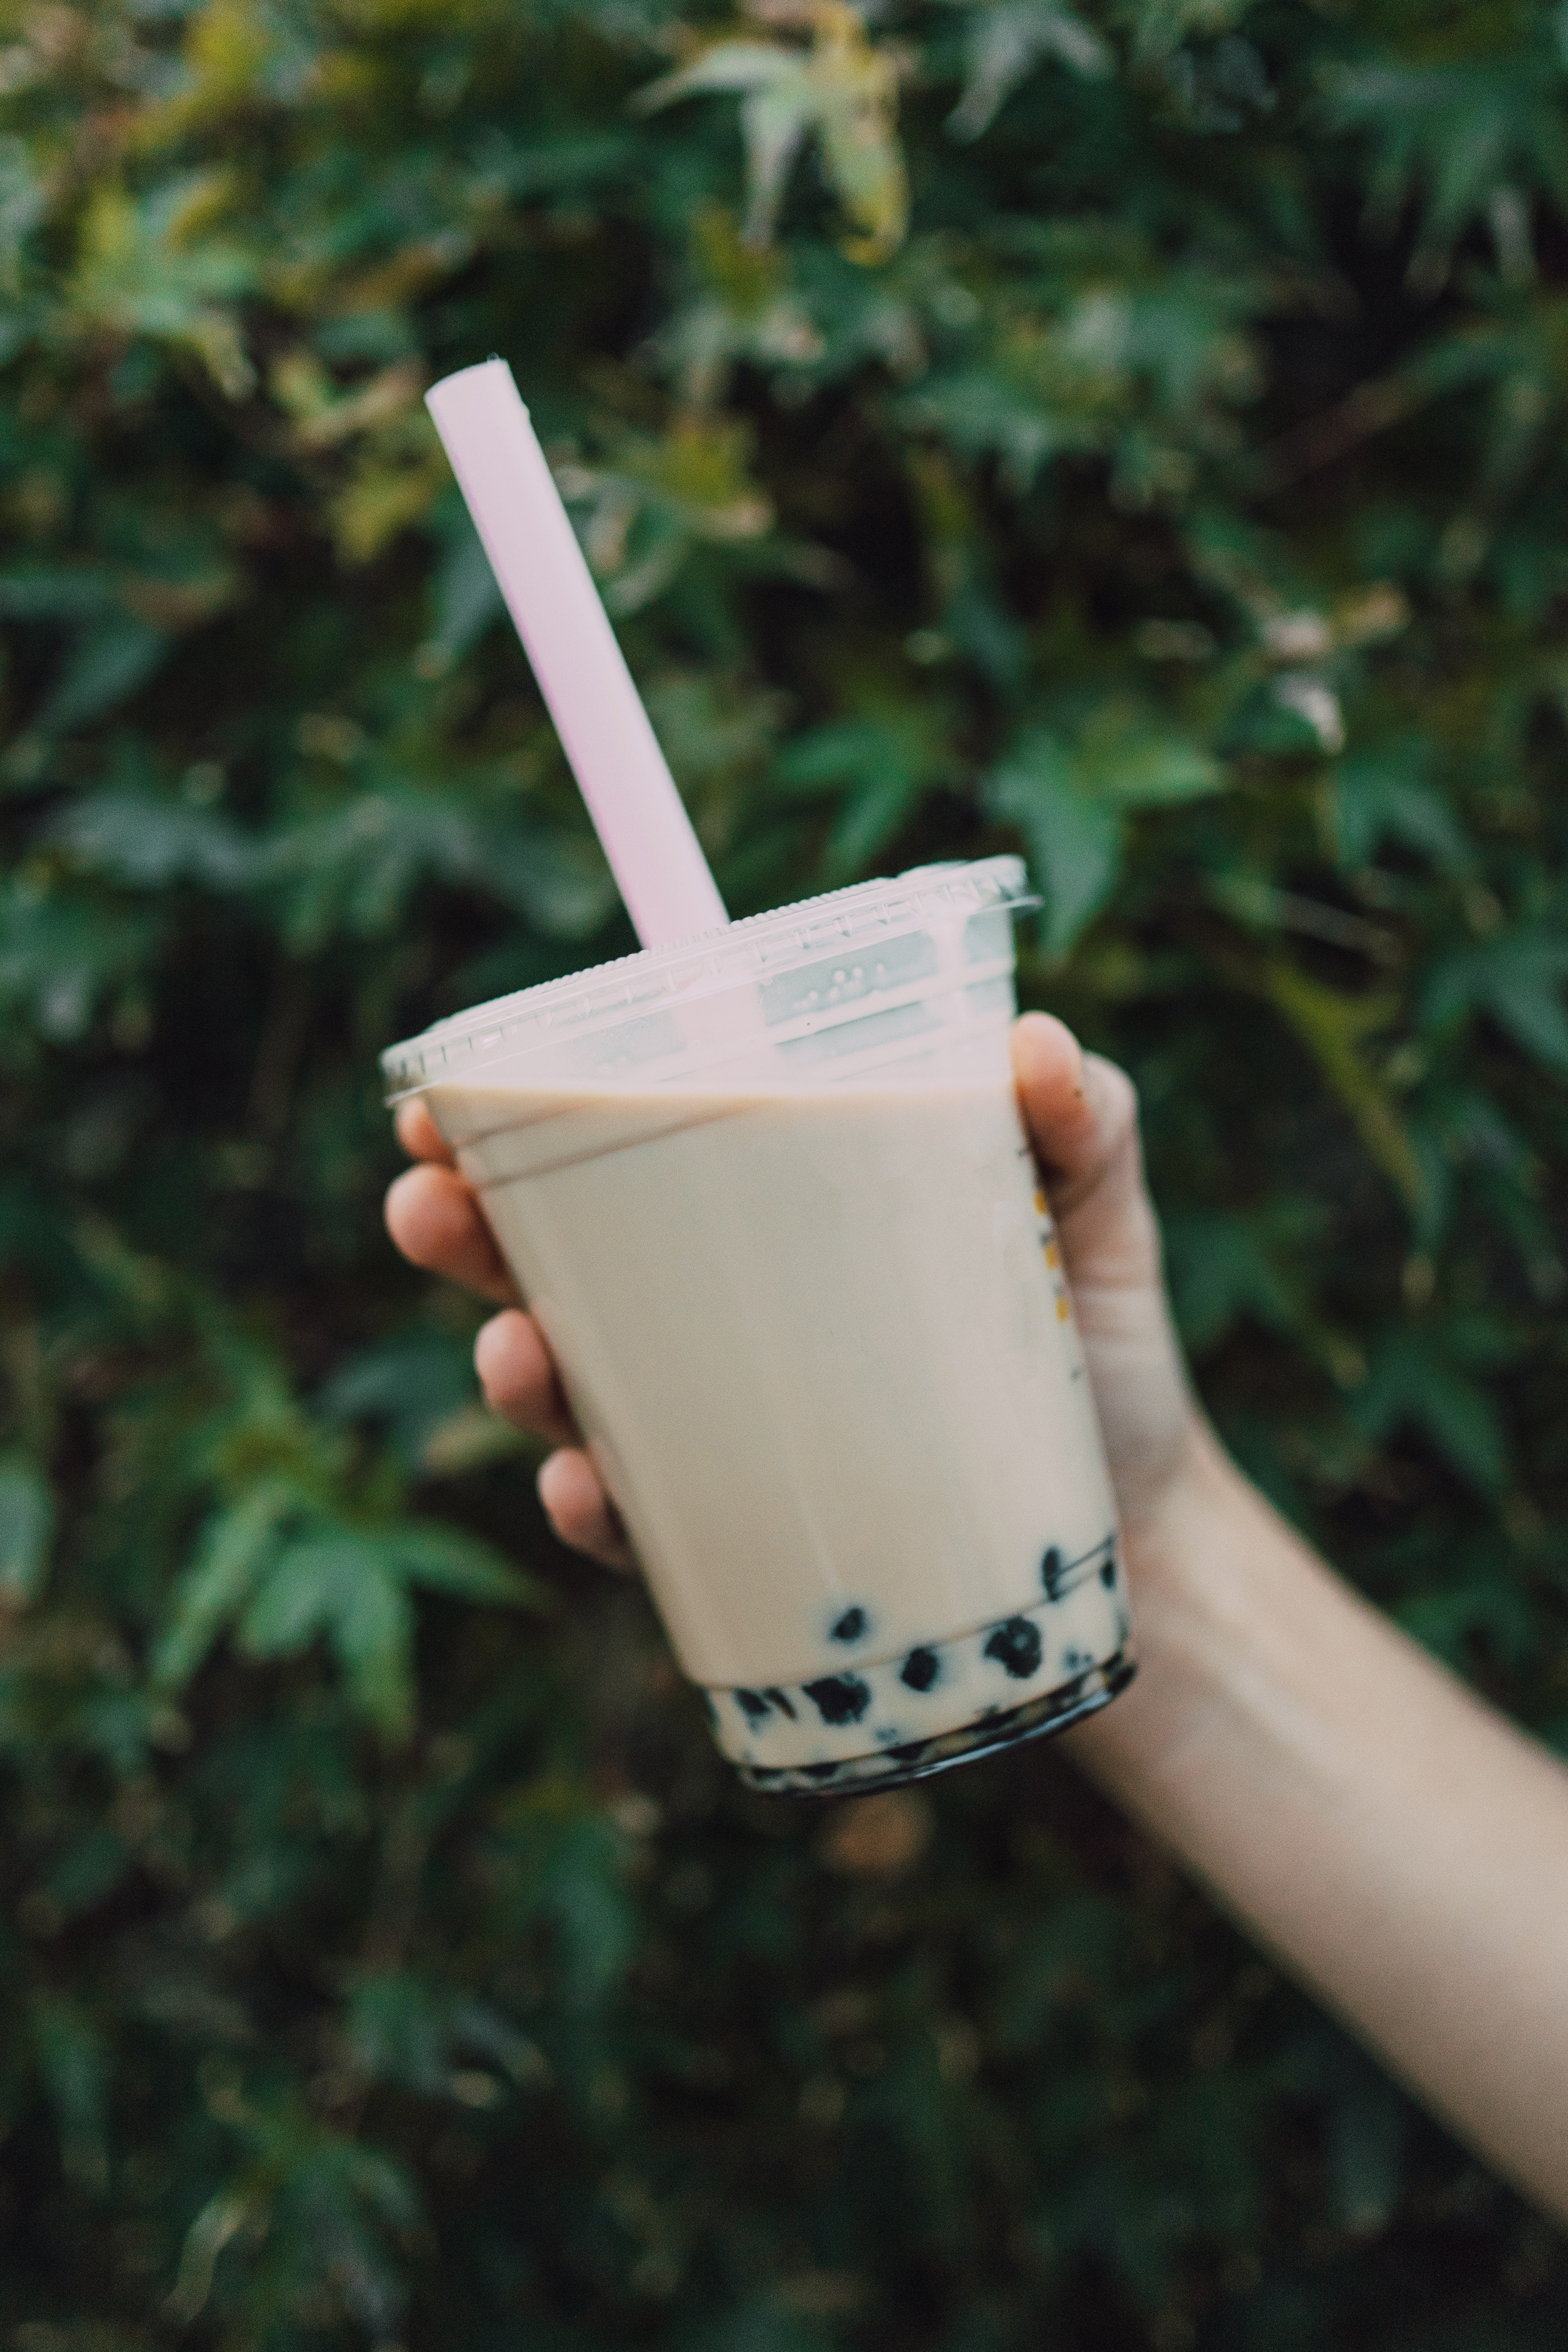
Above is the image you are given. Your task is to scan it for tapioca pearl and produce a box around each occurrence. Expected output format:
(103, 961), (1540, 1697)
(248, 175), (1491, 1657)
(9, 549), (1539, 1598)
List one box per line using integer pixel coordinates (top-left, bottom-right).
(900, 1646), (940, 1693)
(1041, 1547), (1065, 1600)
(830, 1605), (870, 1644)
(1100, 1554), (1117, 1589)
(734, 1689), (772, 1724)
(983, 1616), (1044, 1679)
(803, 1673), (873, 1726)
(875, 1724), (902, 1747)
(1061, 1646), (1092, 1675)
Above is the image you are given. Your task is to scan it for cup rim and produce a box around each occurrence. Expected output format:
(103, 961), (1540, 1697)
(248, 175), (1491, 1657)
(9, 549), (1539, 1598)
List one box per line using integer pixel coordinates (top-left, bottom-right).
(380, 855), (1037, 1096)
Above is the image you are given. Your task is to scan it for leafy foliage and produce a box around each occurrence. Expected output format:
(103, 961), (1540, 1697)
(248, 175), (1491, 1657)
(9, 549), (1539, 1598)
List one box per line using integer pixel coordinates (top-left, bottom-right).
(2, 0), (1568, 2346)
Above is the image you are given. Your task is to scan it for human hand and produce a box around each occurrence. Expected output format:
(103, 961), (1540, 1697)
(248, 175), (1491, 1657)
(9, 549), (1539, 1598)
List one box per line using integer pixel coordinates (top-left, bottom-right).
(383, 1095), (637, 1569)
(1007, 1013), (1201, 1538)
(383, 1015), (1201, 1568)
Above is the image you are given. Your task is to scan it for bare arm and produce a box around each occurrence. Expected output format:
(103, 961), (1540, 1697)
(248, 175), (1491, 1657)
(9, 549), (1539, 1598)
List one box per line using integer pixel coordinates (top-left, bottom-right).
(386, 1013), (1568, 2221)
(1069, 1428), (1568, 2221)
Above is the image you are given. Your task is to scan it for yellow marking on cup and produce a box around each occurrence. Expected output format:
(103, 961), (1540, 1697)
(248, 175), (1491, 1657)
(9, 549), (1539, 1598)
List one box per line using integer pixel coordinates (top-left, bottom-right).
(1045, 1240), (1061, 1268)
(1032, 1188), (1046, 1216)
(1056, 1293), (1071, 1321)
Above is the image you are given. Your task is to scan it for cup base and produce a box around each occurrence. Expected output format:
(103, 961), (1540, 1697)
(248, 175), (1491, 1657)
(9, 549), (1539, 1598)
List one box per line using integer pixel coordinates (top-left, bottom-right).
(734, 1649), (1135, 1798)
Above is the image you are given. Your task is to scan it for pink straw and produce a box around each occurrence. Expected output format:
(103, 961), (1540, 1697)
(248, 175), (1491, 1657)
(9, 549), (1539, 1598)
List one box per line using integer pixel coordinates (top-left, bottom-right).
(425, 360), (729, 949)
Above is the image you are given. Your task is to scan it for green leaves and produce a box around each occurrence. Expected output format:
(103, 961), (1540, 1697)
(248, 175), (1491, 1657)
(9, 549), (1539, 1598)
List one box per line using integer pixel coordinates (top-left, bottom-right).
(1351, 1325), (1515, 1497)
(238, 1532), (421, 1739)
(66, 175), (258, 395)
(29, 1994), (110, 2197)
(901, 221), (1265, 495)
(1320, 33), (1568, 276)
(989, 708), (1222, 954)
(0, 1455), (54, 1605)
(639, 5), (909, 263)
(346, 1971), (546, 2101)
(157, 1500), (544, 1739)
(168, 2088), (421, 2336)
(1334, 745), (1470, 876)
(1261, 964), (1425, 1215)
(31, 617), (172, 740)
(945, 1), (1112, 143)
(0, 873), (159, 1043)
(1424, 930), (1568, 1073)
(3, 0), (1568, 2344)
(990, 739), (1121, 955)
(1164, 1203), (1322, 1356)
(775, 706), (953, 880)
(150, 1479), (298, 1695)
(0, 134), (46, 303)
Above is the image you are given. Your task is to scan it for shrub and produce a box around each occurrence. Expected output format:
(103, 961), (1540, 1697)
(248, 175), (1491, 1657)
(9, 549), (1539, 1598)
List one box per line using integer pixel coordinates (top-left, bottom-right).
(2, 0), (1566, 2345)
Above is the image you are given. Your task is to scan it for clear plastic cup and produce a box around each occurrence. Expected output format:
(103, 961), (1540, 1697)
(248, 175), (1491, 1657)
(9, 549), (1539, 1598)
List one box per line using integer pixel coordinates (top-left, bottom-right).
(382, 858), (1132, 1792)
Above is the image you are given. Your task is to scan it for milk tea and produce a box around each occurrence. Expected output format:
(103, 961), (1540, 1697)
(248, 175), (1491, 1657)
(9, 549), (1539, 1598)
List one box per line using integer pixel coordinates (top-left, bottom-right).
(429, 1074), (1131, 1792)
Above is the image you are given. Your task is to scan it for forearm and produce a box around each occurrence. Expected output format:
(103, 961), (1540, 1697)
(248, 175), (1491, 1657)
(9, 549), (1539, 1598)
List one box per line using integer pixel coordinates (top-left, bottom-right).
(1065, 1423), (1568, 2221)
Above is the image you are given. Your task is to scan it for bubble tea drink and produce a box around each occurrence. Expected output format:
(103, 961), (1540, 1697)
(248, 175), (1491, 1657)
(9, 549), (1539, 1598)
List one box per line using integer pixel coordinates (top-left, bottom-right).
(383, 858), (1132, 1793)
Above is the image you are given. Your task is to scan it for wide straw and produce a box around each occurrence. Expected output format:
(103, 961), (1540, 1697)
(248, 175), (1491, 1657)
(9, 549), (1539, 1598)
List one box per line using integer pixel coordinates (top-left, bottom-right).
(425, 360), (729, 949)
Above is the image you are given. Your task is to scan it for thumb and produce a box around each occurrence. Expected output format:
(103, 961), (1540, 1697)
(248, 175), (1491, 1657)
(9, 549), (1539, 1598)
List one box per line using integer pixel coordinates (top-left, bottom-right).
(1011, 1013), (1161, 1291)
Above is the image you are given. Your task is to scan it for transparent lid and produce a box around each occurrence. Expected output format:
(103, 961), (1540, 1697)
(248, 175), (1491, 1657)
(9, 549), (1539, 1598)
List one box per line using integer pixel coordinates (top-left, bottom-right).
(380, 856), (1035, 1096)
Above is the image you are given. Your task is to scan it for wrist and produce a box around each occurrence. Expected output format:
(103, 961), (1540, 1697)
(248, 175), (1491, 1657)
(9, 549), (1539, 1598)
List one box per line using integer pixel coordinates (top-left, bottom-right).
(1067, 1417), (1281, 1792)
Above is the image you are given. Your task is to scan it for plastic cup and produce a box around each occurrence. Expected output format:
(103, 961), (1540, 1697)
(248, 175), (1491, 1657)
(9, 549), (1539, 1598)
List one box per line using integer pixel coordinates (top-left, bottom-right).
(382, 858), (1133, 1793)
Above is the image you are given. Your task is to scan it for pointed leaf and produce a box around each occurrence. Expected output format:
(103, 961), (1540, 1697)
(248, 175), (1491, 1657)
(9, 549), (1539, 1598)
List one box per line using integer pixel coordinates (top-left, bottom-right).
(1423, 933), (1568, 1073)
(636, 44), (802, 109)
(988, 733), (1124, 956)
(238, 1533), (415, 1738)
(948, 2), (1113, 142)
(30, 1993), (109, 2194)
(1334, 748), (1468, 873)
(1075, 713), (1223, 807)
(389, 1522), (547, 1610)
(167, 2188), (258, 2324)
(1353, 1331), (1510, 1493)
(425, 520), (504, 667)
(740, 87), (816, 246)
(152, 1479), (294, 1690)
(34, 617), (171, 737)
(0, 1453), (54, 1605)
(1163, 1213), (1298, 1352)
(1263, 964), (1423, 1213)
(823, 765), (928, 880)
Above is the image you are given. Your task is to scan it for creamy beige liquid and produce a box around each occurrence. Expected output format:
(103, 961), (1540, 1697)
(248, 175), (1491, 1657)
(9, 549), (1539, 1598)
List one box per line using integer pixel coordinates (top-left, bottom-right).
(429, 1078), (1117, 1692)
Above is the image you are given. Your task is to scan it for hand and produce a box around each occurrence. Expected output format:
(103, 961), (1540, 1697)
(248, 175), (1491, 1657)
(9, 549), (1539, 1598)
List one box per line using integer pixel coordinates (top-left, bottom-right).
(383, 1096), (636, 1568)
(383, 1013), (1202, 1567)
(1008, 1013), (1201, 1538)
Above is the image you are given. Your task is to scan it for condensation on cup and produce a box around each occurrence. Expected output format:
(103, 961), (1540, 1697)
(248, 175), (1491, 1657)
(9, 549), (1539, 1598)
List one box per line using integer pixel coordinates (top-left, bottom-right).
(382, 857), (1134, 1794)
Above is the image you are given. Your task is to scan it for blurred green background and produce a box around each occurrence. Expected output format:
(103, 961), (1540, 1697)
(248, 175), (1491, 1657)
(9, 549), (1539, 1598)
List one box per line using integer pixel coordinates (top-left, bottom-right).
(3, 0), (1568, 2344)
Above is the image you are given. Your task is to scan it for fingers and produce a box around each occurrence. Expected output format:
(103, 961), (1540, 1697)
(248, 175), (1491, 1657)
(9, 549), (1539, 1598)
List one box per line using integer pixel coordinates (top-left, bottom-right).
(1011, 1012), (1159, 1288)
(384, 1163), (517, 1304)
(1011, 1011), (1140, 1199)
(475, 1320), (632, 1569)
(538, 1447), (636, 1571)
(1010, 1012), (1121, 1182)
(394, 1096), (455, 1166)
(388, 1096), (632, 1572)
(474, 1309), (578, 1446)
